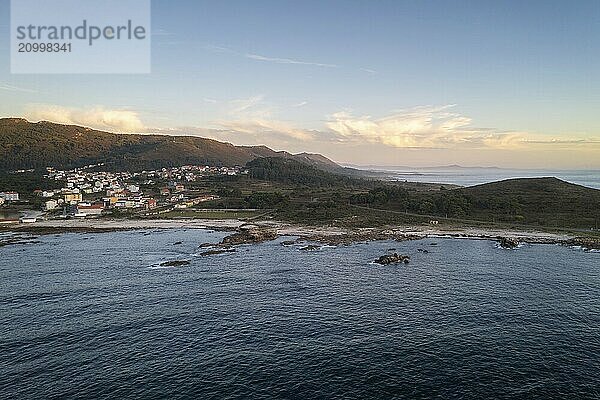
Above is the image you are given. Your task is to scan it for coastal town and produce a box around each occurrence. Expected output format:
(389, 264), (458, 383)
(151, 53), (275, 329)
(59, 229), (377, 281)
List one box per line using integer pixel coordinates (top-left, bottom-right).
(0, 164), (247, 223)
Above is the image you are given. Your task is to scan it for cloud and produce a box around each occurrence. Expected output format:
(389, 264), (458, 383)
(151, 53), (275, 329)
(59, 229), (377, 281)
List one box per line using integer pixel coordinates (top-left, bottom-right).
(225, 95), (278, 122)
(24, 104), (146, 133)
(325, 105), (530, 149)
(245, 53), (338, 68)
(524, 138), (600, 145)
(292, 101), (308, 108)
(217, 119), (316, 142)
(203, 44), (235, 54)
(359, 68), (377, 74)
(17, 103), (599, 161)
(203, 44), (338, 69)
(229, 95), (266, 114)
(0, 82), (37, 93)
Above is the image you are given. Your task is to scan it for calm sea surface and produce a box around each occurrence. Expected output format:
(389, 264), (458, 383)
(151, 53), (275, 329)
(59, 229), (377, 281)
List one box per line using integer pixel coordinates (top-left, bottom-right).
(1, 229), (599, 399)
(373, 168), (600, 189)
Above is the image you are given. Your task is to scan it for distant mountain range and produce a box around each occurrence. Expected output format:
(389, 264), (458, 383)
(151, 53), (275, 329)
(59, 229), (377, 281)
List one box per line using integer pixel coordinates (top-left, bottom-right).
(0, 118), (344, 172)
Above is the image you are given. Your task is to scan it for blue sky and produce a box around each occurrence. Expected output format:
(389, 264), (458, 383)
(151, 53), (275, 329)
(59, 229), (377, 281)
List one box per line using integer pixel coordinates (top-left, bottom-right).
(1, 0), (599, 167)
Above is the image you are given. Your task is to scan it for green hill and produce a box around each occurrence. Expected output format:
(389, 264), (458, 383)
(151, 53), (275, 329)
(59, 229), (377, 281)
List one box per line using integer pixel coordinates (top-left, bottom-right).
(351, 177), (600, 229)
(455, 177), (600, 227)
(247, 157), (367, 187)
(0, 118), (339, 171)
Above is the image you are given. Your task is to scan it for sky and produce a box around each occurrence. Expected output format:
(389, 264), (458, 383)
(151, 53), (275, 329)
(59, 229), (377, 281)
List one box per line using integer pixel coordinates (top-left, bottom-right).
(1, 0), (599, 168)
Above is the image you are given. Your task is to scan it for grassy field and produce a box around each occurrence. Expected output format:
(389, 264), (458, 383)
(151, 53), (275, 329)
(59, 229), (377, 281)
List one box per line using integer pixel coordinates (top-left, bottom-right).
(152, 209), (263, 220)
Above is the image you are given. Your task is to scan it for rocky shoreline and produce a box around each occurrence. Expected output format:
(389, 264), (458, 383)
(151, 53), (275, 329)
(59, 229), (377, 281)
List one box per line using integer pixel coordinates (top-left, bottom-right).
(1, 218), (599, 252)
(195, 223), (600, 253)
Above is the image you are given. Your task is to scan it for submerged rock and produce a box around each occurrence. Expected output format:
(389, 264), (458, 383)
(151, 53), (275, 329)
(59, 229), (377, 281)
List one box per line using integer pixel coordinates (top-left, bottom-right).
(159, 260), (190, 267)
(498, 237), (519, 249)
(200, 248), (236, 256)
(0, 235), (41, 248)
(417, 248), (429, 253)
(300, 244), (321, 251)
(374, 253), (410, 265)
(281, 240), (297, 246)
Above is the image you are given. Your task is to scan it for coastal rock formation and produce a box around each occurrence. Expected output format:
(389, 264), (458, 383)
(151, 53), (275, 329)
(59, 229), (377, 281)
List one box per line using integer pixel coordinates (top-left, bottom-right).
(498, 237), (519, 249)
(220, 225), (278, 246)
(564, 237), (600, 251)
(304, 230), (425, 246)
(159, 260), (190, 267)
(395, 234), (425, 242)
(374, 253), (410, 265)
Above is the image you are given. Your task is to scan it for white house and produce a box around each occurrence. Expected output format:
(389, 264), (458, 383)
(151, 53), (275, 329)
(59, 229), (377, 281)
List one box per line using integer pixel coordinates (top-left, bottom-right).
(0, 192), (19, 201)
(76, 204), (104, 216)
(44, 200), (58, 211)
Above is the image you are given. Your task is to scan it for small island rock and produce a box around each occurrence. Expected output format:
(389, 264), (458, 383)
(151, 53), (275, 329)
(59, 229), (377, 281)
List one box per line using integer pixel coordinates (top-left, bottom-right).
(159, 260), (190, 267)
(220, 226), (278, 246)
(499, 237), (519, 249)
(374, 253), (410, 265)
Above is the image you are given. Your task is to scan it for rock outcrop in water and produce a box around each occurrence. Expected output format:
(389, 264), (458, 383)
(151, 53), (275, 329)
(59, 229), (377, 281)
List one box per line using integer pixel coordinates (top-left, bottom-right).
(564, 237), (600, 251)
(159, 260), (190, 267)
(199, 225), (278, 255)
(220, 225), (278, 246)
(300, 244), (321, 251)
(200, 248), (236, 256)
(498, 237), (519, 249)
(374, 253), (410, 265)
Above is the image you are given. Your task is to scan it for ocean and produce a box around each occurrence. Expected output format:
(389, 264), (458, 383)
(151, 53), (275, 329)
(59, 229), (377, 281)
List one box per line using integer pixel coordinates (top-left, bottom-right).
(366, 167), (600, 189)
(1, 229), (599, 399)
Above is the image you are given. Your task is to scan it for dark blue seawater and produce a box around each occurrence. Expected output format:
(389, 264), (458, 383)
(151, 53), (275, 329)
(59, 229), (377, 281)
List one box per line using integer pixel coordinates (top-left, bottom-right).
(1, 229), (599, 399)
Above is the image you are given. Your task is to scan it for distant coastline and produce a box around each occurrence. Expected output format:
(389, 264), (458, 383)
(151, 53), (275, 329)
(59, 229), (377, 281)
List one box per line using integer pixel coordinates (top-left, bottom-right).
(354, 166), (600, 190)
